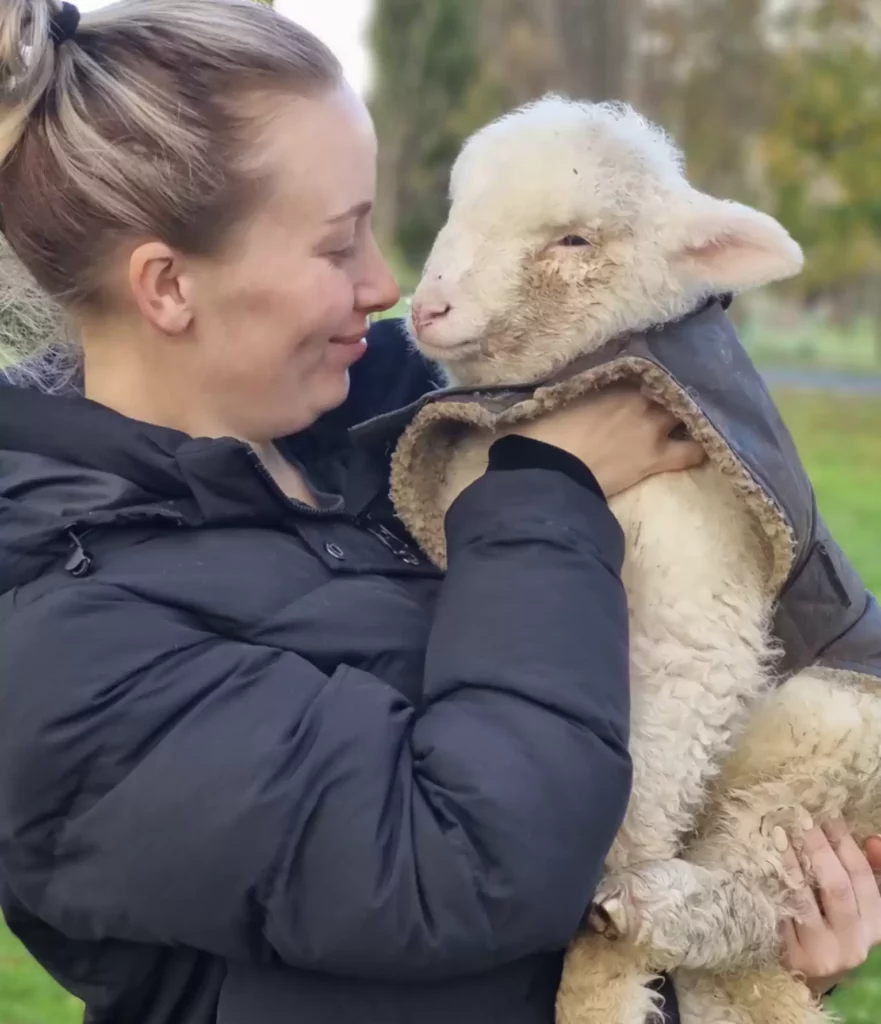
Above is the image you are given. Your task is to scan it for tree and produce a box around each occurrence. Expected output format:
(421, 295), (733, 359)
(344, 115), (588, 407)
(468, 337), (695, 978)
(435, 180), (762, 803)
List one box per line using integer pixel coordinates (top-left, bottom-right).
(758, 0), (881, 346)
(637, 0), (776, 201)
(369, 0), (483, 276)
(549, 0), (642, 102)
(369, 0), (645, 272)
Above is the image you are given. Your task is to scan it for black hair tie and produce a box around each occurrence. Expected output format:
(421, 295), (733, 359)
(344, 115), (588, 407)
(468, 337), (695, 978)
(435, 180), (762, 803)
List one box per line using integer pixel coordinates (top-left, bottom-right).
(50, 2), (80, 46)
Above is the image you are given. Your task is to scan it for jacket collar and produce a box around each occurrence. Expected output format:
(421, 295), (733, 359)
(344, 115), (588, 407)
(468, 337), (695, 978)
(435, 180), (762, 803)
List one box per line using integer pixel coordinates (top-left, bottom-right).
(0, 387), (392, 590)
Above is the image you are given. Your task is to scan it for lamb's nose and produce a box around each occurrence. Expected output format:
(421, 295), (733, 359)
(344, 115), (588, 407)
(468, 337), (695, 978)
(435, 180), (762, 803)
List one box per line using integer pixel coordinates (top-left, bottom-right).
(411, 300), (452, 333)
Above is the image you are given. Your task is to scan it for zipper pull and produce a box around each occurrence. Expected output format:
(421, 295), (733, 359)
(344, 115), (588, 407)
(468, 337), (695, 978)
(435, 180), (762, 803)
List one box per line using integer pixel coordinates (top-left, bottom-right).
(65, 531), (94, 578)
(816, 542), (852, 609)
(367, 522), (421, 566)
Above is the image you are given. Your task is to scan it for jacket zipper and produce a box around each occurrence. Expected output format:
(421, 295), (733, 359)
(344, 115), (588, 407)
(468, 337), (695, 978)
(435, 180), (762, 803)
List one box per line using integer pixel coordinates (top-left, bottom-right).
(245, 448), (354, 522)
(816, 542), (853, 609)
(249, 448), (423, 566)
(64, 450), (422, 575)
(65, 530), (94, 578)
(363, 522), (421, 566)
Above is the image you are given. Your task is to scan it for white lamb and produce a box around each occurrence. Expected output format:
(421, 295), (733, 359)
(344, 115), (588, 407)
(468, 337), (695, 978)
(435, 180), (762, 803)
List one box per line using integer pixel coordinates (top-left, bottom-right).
(384, 96), (881, 1024)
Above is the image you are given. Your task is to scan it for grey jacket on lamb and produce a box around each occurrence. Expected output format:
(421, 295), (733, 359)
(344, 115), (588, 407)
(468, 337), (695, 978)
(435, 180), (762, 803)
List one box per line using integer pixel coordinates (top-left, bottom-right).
(357, 294), (881, 688)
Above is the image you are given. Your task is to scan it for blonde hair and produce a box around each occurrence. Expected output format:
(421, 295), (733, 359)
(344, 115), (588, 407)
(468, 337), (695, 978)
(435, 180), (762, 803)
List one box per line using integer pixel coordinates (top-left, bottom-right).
(0, 0), (341, 367)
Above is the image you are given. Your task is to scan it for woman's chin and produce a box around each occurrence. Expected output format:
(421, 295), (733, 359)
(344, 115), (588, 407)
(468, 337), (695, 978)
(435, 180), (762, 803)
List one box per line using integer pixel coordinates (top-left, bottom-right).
(310, 368), (355, 418)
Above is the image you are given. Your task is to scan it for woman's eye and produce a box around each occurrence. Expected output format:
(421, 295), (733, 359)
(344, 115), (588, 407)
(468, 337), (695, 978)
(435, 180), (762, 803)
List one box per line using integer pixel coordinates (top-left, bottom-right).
(328, 245), (357, 264)
(559, 235), (591, 247)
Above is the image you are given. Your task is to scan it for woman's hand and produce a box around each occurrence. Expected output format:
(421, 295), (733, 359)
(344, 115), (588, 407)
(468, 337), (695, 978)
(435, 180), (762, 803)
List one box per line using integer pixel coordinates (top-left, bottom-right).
(780, 819), (881, 998)
(510, 386), (705, 498)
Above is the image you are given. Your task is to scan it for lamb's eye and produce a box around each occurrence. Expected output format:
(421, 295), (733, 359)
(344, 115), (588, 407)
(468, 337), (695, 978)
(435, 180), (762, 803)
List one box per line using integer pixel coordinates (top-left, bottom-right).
(559, 235), (591, 247)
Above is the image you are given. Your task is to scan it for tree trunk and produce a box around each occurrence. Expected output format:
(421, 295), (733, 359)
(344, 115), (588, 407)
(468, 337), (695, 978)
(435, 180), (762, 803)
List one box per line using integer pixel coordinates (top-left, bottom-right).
(370, 3), (443, 251)
(872, 276), (881, 368)
(550, 0), (640, 102)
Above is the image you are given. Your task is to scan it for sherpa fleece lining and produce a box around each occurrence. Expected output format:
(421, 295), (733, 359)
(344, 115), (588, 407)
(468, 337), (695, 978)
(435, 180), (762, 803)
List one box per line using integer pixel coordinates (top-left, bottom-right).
(390, 354), (795, 600)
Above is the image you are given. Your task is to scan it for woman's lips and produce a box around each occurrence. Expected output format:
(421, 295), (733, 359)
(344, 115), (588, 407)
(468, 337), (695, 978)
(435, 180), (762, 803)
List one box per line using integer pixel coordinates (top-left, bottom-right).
(330, 332), (367, 346)
(328, 332), (368, 364)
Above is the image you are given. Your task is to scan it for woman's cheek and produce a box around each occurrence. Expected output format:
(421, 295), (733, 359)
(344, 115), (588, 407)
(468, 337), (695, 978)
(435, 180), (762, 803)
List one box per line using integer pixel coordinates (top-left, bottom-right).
(316, 268), (359, 327)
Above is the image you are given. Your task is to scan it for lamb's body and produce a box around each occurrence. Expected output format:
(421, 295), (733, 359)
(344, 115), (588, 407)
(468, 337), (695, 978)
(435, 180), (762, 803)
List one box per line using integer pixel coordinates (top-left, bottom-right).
(395, 96), (881, 1024)
(443, 442), (771, 871)
(439, 433), (776, 1024)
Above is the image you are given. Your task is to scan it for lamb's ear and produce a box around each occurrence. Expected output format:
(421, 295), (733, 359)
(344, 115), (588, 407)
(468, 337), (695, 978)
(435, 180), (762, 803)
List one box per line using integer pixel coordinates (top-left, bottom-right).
(669, 194), (804, 294)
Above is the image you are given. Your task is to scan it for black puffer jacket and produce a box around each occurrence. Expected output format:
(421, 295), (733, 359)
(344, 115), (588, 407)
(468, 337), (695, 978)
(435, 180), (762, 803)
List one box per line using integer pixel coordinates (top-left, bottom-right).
(0, 319), (652, 1024)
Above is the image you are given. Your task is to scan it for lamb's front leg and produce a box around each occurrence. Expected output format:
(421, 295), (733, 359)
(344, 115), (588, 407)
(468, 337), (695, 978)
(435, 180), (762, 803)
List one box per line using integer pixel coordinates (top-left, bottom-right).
(588, 764), (829, 971)
(606, 467), (776, 874)
(589, 838), (789, 972)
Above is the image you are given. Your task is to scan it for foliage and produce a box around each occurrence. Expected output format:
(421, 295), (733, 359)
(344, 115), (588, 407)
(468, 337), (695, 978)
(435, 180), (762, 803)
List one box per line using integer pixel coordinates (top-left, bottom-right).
(368, 0), (641, 270)
(639, 0), (775, 200)
(369, 0), (881, 334)
(368, 0), (483, 270)
(0, 920), (81, 1024)
(759, 0), (881, 299)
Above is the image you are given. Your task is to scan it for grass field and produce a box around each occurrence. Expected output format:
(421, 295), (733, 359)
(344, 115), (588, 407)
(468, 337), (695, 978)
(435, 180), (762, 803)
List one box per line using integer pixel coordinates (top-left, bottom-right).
(741, 316), (881, 375)
(0, 388), (879, 1023)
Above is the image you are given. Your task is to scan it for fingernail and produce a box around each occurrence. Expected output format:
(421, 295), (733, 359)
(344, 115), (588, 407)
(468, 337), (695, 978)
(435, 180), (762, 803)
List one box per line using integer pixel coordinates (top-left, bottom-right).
(772, 826), (790, 853)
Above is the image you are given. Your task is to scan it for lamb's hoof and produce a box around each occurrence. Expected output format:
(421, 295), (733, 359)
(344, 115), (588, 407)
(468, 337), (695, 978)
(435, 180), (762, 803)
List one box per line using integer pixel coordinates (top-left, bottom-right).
(588, 893), (627, 940)
(760, 805), (814, 842)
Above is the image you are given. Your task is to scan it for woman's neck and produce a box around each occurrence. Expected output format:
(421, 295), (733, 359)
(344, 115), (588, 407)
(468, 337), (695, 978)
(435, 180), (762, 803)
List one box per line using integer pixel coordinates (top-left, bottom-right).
(250, 442), (318, 507)
(81, 327), (318, 507)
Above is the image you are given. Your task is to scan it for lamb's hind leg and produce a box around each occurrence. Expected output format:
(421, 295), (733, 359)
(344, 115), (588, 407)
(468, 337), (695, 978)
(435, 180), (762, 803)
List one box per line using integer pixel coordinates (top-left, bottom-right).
(557, 937), (661, 1024)
(593, 667), (881, 975)
(671, 668), (881, 1024)
(674, 968), (829, 1024)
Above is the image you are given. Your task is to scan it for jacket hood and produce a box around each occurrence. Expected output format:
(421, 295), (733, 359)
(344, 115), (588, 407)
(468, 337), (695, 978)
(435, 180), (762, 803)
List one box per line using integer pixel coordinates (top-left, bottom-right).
(0, 387), (367, 592)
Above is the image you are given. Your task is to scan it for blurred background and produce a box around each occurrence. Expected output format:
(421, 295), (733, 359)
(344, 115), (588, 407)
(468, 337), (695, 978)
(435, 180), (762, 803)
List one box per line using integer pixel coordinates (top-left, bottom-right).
(1, 0), (880, 1021)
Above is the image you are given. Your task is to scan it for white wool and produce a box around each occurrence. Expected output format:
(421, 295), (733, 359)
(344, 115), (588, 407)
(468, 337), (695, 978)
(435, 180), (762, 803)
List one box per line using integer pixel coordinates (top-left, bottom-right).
(449, 97), (688, 227)
(411, 95), (802, 390)
(405, 95), (877, 1024)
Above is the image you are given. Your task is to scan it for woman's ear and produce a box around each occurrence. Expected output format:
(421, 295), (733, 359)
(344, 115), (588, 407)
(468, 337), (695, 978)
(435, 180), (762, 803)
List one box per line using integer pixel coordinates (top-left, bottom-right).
(669, 193), (804, 295)
(128, 242), (195, 336)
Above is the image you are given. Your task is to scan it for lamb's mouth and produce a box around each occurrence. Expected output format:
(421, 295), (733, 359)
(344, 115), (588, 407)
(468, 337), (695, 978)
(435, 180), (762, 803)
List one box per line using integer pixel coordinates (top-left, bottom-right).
(414, 337), (483, 363)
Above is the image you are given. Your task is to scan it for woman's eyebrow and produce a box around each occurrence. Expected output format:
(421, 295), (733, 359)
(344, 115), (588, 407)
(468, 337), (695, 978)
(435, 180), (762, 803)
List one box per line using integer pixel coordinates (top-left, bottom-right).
(326, 201), (373, 224)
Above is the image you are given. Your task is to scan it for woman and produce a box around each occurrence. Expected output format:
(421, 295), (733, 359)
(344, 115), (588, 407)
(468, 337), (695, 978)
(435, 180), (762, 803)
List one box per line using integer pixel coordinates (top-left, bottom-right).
(0, 3), (877, 1024)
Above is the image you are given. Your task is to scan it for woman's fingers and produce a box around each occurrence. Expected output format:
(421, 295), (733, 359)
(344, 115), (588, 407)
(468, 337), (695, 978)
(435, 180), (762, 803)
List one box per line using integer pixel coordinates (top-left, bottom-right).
(779, 820), (881, 990)
(782, 840), (825, 935)
(661, 438), (705, 472)
(863, 835), (881, 875)
(824, 820), (881, 945)
(800, 824), (861, 934)
(779, 917), (803, 967)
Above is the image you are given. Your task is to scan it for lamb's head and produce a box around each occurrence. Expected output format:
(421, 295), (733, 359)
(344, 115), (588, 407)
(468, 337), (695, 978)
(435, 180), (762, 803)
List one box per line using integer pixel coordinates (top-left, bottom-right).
(409, 96), (803, 387)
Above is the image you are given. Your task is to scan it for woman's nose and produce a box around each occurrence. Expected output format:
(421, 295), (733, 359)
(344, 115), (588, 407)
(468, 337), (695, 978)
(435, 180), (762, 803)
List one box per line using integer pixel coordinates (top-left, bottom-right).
(358, 243), (402, 315)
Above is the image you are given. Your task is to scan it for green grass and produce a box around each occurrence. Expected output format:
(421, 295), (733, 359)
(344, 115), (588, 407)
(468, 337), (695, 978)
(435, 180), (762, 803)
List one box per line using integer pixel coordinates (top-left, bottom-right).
(0, 921), (82, 1024)
(774, 391), (881, 595)
(742, 316), (881, 374)
(370, 294), (411, 324)
(0, 389), (879, 1023)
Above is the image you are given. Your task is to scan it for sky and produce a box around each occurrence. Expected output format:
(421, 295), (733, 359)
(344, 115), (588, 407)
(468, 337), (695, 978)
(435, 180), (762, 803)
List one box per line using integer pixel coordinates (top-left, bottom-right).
(76, 0), (374, 95)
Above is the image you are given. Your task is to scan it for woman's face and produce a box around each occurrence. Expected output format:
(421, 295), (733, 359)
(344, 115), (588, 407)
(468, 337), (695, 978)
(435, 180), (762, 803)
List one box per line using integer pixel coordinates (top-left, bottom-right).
(176, 85), (400, 441)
